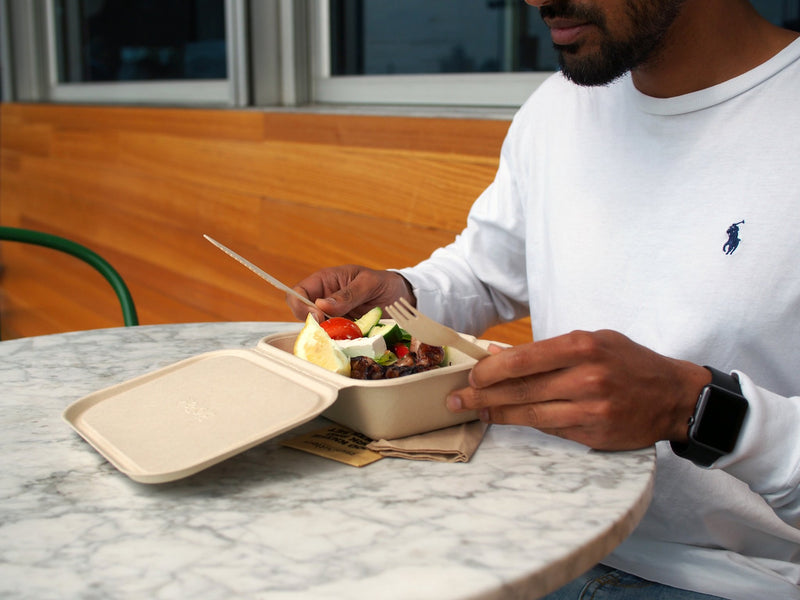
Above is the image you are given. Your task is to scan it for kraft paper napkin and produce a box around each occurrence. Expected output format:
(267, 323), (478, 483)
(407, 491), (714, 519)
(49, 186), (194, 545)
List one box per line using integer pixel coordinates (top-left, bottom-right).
(282, 425), (384, 467)
(367, 420), (489, 463)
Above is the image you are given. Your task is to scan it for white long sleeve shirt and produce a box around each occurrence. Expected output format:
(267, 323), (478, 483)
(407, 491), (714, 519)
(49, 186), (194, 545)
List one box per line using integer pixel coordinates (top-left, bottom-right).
(400, 39), (800, 599)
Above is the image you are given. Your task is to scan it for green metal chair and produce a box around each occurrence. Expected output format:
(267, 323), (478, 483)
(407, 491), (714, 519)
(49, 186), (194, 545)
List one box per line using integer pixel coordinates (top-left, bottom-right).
(0, 226), (139, 333)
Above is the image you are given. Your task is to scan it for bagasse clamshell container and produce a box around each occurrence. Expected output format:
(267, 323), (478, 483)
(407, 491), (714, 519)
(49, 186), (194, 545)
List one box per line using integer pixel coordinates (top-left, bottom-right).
(63, 326), (487, 483)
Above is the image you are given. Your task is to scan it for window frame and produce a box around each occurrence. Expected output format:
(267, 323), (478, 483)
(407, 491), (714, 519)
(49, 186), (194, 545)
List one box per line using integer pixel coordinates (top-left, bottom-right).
(0, 0), (13, 101)
(40, 0), (249, 107)
(308, 0), (552, 109)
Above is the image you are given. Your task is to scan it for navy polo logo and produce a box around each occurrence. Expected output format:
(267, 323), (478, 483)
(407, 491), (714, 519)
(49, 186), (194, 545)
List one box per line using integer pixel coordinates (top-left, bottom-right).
(723, 220), (745, 255)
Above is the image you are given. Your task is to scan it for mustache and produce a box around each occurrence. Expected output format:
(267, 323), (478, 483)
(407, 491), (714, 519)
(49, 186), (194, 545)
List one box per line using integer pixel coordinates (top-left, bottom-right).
(539, 1), (605, 27)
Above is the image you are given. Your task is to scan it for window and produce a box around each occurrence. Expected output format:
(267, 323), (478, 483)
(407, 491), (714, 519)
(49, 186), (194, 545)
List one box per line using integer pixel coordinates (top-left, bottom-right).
(313, 0), (800, 108)
(43, 0), (247, 105)
(329, 0), (554, 75)
(0, 0), (11, 100)
(312, 0), (553, 108)
(54, 0), (227, 82)
(753, 0), (800, 30)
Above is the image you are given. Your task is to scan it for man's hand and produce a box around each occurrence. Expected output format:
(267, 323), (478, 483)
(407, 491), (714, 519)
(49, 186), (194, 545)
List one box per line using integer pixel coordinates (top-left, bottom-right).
(288, 265), (414, 322)
(446, 330), (711, 450)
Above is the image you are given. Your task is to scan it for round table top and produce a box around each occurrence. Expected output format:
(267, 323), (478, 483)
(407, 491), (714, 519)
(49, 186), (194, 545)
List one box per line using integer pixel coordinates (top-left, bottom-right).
(0, 322), (655, 600)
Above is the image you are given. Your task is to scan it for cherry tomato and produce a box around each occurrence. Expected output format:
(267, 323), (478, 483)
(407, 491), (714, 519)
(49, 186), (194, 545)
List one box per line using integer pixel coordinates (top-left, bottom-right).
(393, 343), (410, 358)
(321, 317), (363, 340)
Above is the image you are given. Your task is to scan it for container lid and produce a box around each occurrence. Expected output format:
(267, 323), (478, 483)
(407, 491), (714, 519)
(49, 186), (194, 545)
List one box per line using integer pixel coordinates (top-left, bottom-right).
(63, 348), (338, 483)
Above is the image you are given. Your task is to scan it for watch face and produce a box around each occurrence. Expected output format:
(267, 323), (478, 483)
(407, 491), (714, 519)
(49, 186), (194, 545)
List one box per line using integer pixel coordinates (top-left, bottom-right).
(693, 386), (749, 453)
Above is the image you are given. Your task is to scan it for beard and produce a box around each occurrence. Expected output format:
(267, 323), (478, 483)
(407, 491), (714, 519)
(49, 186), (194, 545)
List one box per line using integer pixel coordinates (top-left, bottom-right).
(540, 0), (686, 86)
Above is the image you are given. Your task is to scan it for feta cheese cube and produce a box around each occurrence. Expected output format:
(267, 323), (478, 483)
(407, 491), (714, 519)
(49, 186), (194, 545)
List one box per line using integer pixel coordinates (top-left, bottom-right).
(335, 334), (387, 359)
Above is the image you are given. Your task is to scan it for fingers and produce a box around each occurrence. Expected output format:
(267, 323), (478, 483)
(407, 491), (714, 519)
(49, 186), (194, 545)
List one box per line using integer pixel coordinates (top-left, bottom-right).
(287, 287), (328, 321)
(467, 331), (598, 389)
(287, 267), (416, 322)
(448, 388), (592, 442)
(287, 266), (363, 320)
(312, 288), (356, 318)
(449, 384), (623, 449)
(447, 367), (573, 413)
(483, 398), (581, 430)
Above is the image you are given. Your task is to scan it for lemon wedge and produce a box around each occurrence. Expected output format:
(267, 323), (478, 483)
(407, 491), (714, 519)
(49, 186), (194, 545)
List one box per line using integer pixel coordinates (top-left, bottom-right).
(293, 314), (351, 376)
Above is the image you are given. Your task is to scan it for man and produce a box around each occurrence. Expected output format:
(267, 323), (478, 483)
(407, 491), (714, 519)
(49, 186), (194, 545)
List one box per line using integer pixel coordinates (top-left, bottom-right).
(288, 1), (800, 597)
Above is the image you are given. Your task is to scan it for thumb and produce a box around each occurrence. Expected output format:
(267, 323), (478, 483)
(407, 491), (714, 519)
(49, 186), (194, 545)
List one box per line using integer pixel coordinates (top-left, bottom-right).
(315, 285), (361, 318)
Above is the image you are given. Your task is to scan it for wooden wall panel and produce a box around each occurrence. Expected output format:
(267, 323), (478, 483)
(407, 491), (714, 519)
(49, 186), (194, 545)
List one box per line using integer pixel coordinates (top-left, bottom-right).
(0, 103), (532, 345)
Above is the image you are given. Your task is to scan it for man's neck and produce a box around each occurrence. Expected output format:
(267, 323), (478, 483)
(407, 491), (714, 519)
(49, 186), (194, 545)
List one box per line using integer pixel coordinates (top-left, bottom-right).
(631, 0), (799, 98)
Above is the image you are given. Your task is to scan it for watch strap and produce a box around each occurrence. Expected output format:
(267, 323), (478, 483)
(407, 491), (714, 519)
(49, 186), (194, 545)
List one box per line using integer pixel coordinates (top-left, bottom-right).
(671, 433), (722, 467)
(705, 365), (741, 394)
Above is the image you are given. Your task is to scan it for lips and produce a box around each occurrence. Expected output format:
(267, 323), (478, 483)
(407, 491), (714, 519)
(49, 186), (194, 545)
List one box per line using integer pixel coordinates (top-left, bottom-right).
(545, 18), (592, 46)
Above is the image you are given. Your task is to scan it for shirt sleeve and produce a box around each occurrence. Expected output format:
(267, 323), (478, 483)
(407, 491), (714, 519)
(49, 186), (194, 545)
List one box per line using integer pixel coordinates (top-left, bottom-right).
(396, 123), (531, 336)
(714, 372), (800, 526)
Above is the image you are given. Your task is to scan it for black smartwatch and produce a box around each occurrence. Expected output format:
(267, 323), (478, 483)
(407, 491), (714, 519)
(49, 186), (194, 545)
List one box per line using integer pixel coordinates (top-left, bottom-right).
(670, 366), (749, 467)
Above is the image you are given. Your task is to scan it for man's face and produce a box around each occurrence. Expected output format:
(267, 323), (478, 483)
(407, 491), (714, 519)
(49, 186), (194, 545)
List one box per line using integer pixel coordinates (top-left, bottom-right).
(526, 0), (686, 86)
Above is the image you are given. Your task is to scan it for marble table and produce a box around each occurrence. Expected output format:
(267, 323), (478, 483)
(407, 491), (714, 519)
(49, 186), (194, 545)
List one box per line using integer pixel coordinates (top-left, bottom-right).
(0, 322), (655, 600)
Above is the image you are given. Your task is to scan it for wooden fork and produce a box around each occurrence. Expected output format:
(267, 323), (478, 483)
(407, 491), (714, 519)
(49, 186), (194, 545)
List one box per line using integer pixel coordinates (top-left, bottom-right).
(385, 298), (490, 360)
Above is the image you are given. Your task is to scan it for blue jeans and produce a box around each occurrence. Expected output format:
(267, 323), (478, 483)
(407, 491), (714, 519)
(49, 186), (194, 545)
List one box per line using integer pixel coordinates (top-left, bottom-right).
(541, 565), (727, 600)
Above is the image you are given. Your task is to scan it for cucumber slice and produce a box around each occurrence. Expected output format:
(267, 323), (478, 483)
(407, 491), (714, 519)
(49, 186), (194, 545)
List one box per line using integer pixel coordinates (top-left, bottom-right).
(368, 321), (404, 346)
(440, 345), (452, 367)
(375, 350), (398, 366)
(354, 306), (382, 336)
